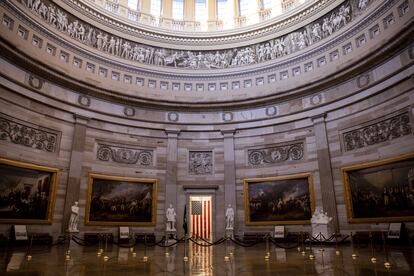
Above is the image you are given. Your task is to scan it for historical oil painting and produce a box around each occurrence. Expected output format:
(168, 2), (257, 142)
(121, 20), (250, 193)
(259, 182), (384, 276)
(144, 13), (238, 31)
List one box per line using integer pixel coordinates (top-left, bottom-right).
(0, 158), (58, 224)
(244, 173), (314, 225)
(85, 174), (157, 226)
(342, 153), (414, 223)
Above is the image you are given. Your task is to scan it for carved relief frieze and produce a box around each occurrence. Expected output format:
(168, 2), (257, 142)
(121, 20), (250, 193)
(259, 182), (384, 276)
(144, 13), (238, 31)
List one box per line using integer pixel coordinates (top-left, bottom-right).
(189, 151), (213, 175)
(19, 0), (364, 70)
(342, 112), (412, 151)
(0, 115), (58, 152)
(97, 143), (153, 166)
(248, 142), (304, 166)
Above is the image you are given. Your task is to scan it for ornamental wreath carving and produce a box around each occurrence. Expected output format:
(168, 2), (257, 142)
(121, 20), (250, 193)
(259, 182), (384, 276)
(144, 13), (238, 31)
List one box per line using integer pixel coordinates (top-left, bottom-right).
(0, 117), (58, 152)
(343, 112), (412, 151)
(189, 151), (213, 175)
(97, 144), (153, 166)
(21, 0), (363, 70)
(248, 142), (304, 166)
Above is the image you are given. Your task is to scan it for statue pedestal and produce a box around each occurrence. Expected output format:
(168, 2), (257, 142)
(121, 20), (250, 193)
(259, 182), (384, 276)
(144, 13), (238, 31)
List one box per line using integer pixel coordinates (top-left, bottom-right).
(225, 229), (234, 239)
(165, 229), (177, 244)
(311, 223), (332, 240)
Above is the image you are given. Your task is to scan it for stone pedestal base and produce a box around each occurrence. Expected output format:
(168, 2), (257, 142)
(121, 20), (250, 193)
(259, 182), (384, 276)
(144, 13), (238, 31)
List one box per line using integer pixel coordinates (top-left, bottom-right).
(225, 229), (234, 239)
(311, 224), (332, 240)
(165, 230), (177, 244)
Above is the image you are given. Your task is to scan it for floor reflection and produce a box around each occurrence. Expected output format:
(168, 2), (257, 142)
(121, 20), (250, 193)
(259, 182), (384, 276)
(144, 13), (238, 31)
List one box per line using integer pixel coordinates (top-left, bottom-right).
(0, 240), (413, 275)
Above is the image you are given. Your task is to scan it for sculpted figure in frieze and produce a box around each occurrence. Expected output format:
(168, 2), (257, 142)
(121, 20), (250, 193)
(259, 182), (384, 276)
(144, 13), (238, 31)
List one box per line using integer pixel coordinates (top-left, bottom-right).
(22, 0), (360, 70)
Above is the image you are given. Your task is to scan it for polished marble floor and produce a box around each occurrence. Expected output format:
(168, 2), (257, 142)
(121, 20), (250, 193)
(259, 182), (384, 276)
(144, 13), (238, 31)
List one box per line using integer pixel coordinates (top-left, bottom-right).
(0, 240), (413, 275)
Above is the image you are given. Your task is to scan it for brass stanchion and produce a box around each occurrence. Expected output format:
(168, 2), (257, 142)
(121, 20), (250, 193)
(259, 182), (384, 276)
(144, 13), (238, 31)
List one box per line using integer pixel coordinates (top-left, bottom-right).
(26, 234), (34, 261)
(183, 235), (189, 262)
(351, 232), (357, 259)
(382, 232), (391, 269)
(369, 232), (376, 263)
(131, 233), (136, 257)
(300, 232), (306, 256)
(309, 233), (315, 260)
(224, 236), (230, 261)
(143, 234), (148, 262)
(318, 232), (325, 252)
(65, 233), (71, 261)
(103, 234), (109, 262)
(97, 234), (103, 256)
(335, 232), (340, 256)
(264, 235), (270, 261)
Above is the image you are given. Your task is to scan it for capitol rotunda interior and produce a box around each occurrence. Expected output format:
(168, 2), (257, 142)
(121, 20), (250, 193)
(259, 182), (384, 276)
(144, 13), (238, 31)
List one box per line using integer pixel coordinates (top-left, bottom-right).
(0, 0), (414, 275)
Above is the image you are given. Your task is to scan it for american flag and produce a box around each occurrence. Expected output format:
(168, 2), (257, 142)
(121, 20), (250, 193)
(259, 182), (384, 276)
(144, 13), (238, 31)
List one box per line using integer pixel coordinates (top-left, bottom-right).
(191, 198), (211, 240)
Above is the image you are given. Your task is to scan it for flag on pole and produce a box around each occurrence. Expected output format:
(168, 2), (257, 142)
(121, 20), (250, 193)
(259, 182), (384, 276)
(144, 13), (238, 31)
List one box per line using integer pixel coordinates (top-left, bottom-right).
(191, 198), (211, 240)
(183, 204), (188, 235)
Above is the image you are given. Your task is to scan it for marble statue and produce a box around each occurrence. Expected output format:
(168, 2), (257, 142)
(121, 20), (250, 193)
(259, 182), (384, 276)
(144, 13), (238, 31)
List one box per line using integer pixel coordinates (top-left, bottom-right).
(68, 201), (79, 232)
(311, 207), (333, 238)
(166, 204), (176, 231)
(225, 204), (234, 230)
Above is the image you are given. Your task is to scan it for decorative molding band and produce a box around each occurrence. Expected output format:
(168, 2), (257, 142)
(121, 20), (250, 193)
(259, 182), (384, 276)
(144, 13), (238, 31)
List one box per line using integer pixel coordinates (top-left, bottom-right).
(96, 143), (153, 166)
(189, 151), (213, 175)
(342, 112), (412, 151)
(0, 115), (59, 152)
(248, 142), (304, 166)
(17, 0), (364, 71)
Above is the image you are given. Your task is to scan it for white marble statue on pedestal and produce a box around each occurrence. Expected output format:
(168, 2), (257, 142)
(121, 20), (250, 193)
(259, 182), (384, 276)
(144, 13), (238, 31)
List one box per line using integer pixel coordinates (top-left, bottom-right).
(311, 207), (333, 239)
(68, 201), (79, 232)
(225, 204), (234, 230)
(166, 204), (177, 231)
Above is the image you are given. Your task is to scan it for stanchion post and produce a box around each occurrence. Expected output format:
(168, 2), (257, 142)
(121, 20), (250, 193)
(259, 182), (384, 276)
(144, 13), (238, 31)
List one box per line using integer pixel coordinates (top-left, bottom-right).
(369, 232), (376, 263)
(309, 233), (314, 260)
(26, 234), (33, 261)
(183, 235), (188, 262)
(382, 231), (391, 269)
(335, 232), (340, 256)
(300, 232), (306, 256)
(351, 232), (357, 259)
(103, 234), (109, 261)
(318, 232), (325, 252)
(265, 235), (270, 260)
(65, 233), (71, 261)
(143, 234), (148, 262)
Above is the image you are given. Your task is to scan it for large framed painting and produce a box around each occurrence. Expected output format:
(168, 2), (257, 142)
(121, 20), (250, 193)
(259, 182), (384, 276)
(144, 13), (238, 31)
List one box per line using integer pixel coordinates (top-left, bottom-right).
(0, 158), (58, 224)
(244, 173), (314, 225)
(85, 174), (157, 226)
(342, 153), (414, 223)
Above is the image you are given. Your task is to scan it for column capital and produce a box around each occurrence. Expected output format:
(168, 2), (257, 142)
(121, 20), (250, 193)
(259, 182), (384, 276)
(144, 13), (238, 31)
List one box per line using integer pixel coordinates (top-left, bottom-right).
(165, 128), (180, 137)
(73, 114), (90, 125)
(310, 113), (327, 124)
(221, 129), (236, 137)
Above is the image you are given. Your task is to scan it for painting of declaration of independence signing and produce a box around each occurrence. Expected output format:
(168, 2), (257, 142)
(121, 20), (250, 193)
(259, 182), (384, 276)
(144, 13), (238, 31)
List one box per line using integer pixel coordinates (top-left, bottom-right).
(244, 173), (314, 225)
(343, 155), (414, 222)
(0, 159), (57, 224)
(85, 174), (157, 226)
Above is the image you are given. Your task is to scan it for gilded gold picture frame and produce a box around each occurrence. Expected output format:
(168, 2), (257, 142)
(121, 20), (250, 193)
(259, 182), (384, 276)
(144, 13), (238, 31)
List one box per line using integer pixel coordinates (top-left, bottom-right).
(342, 153), (414, 223)
(0, 157), (58, 224)
(85, 173), (157, 226)
(244, 173), (314, 225)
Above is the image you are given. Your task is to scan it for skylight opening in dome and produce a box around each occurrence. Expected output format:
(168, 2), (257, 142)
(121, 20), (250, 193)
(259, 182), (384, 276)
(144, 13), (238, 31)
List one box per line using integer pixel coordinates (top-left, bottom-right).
(128, 0), (140, 11)
(150, 0), (162, 16)
(87, 0), (312, 32)
(173, 0), (184, 20)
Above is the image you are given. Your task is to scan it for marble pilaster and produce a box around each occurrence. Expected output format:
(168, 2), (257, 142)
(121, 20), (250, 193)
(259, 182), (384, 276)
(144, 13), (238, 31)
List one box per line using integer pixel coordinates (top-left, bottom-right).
(312, 114), (339, 231)
(62, 115), (89, 232)
(165, 128), (180, 216)
(221, 129), (237, 231)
